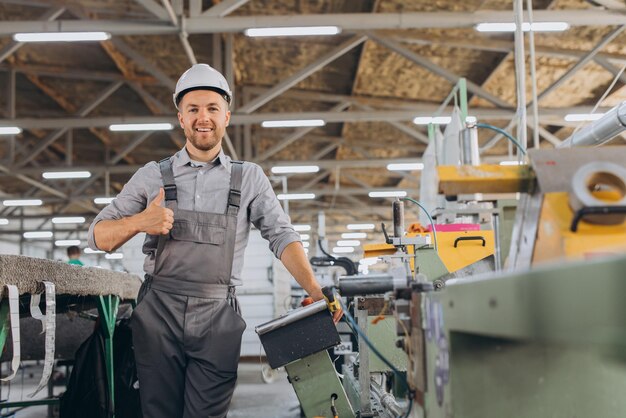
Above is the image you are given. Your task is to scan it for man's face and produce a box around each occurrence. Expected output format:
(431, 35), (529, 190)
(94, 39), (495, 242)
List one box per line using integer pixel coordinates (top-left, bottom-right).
(177, 90), (231, 153)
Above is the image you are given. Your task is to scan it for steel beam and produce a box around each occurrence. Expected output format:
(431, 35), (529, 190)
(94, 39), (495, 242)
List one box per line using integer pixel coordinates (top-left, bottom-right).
(2, 107), (608, 129)
(4, 69), (16, 164)
(355, 104), (429, 145)
(110, 38), (176, 90)
(534, 26), (625, 104)
(481, 26), (625, 152)
(311, 142), (342, 160)
(394, 35), (626, 67)
(366, 31), (512, 109)
(296, 170), (331, 191)
(254, 102), (351, 162)
(201, 0), (250, 17)
(69, 131), (153, 198)
(0, 7), (65, 64)
(237, 36), (366, 114)
(15, 81), (124, 168)
(594, 56), (626, 85)
(134, 0), (170, 20)
(1, 11), (625, 35)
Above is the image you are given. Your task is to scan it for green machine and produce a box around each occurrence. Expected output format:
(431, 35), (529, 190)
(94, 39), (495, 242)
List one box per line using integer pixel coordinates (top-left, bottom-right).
(419, 254), (626, 418)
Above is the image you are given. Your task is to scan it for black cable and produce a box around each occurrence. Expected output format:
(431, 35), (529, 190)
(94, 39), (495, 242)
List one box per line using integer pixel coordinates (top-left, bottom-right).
(336, 292), (414, 418)
(318, 239), (334, 259)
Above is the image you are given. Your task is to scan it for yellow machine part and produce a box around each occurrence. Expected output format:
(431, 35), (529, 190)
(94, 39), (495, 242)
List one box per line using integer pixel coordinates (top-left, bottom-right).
(363, 230), (494, 274)
(437, 164), (534, 195)
(533, 192), (626, 264)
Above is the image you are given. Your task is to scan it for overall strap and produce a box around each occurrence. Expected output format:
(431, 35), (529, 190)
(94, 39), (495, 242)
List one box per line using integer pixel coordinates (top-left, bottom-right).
(159, 157), (177, 203)
(227, 161), (244, 216)
(154, 157), (177, 274)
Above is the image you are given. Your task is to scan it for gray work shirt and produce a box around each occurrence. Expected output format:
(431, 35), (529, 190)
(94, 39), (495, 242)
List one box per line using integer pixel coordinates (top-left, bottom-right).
(87, 147), (301, 286)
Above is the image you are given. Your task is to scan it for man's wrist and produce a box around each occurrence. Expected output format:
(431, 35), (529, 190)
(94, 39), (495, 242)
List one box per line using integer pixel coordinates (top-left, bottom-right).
(309, 287), (324, 301)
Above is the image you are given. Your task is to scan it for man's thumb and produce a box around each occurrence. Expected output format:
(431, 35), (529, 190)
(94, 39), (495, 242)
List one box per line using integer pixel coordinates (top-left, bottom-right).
(150, 188), (165, 206)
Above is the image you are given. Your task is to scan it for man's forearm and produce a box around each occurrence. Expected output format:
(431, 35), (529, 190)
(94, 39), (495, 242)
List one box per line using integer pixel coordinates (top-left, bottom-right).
(93, 218), (141, 252)
(280, 241), (323, 301)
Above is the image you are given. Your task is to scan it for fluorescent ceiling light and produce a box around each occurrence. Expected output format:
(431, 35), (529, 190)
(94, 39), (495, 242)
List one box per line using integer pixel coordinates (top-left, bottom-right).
(304, 248), (309, 254)
(109, 123), (173, 131)
(368, 190), (407, 198)
(245, 26), (341, 37)
(302, 241), (310, 248)
(0, 218), (8, 225)
(271, 165), (320, 174)
(413, 116), (451, 125)
(342, 232), (367, 239)
(466, 116), (478, 123)
(337, 240), (360, 247)
(43, 171), (91, 179)
(262, 119), (325, 128)
(13, 32), (111, 42)
(94, 197), (115, 205)
(105, 253), (124, 260)
(24, 231), (53, 239)
(387, 163), (424, 171)
(3, 199), (43, 206)
(52, 216), (86, 224)
(300, 234), (310, 240)
(55, 239), (81, 246)
(475, 22), (569, 32)
(347, 223), (375, 230)
(499, 161), (523, 166)
(564, 113), (605, 122)
(333, 246), (354, 253)
(0, 127), (21, 135)
(85, 248), (105, 254)
(293, 224), (311, 232)
(277, 193), (315, 201)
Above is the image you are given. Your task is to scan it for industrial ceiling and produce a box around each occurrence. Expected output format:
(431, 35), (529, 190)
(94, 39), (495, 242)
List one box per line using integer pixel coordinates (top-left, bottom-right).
(0, 0), (625, 246)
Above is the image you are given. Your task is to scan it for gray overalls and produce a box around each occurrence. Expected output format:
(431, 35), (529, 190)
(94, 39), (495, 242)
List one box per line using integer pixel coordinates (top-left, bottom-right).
(130, 157), (247, 418)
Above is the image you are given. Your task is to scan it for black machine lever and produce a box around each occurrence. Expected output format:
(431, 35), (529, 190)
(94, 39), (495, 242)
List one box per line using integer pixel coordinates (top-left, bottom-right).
(381, 222), (392, 244)
(453, 236), (486, 248)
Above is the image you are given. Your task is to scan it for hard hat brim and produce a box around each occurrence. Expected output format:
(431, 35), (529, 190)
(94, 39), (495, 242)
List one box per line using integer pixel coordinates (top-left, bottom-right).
(175, 86), (231, 109)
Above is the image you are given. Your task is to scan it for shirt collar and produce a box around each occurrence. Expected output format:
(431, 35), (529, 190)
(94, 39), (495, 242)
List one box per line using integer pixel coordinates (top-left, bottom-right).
(173, 146), (231, 169)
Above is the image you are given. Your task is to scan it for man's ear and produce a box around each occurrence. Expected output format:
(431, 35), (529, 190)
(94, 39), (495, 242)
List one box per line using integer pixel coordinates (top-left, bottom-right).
(177, 111), (184, 129)
(225, 110), (231, 127)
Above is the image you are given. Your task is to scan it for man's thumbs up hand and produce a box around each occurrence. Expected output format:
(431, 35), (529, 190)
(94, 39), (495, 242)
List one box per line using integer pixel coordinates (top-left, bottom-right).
(136, 188), (174, 235)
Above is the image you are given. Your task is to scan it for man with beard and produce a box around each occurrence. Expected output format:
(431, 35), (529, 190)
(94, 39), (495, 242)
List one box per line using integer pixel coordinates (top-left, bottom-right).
(88, 64), (341, 418)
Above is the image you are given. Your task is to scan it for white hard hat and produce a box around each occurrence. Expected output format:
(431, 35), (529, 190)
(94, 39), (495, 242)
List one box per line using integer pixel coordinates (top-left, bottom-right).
(173, 63), (232, 109)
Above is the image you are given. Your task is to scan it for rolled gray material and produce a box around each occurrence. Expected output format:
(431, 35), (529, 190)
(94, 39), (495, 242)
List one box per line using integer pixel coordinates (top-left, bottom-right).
(338, 274), (394, 296)
(393, 199), (405, 238)
(559, 101), (626, 147)
(0, 255), (141, 300)
(569, 161), (626, 224)
(255, 299), (327, 335)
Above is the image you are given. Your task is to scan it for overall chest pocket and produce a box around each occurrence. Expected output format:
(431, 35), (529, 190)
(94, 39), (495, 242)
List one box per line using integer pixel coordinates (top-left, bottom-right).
(170, 219), (225, 245)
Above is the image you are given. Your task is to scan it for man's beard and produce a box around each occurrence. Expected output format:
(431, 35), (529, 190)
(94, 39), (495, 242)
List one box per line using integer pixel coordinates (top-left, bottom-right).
(186, 128), (221, 151)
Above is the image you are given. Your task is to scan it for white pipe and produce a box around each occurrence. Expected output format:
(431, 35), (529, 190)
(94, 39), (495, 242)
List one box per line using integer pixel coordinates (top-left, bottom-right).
(526, 0), (540, 149)
(513, 0), (528, 157)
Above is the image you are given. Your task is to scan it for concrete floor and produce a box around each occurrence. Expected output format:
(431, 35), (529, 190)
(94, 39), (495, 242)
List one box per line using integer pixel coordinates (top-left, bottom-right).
(1, 361), (301, 418)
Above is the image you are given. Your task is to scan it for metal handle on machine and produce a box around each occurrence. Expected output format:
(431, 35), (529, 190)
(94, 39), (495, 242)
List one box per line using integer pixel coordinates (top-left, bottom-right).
(570, 206), (626, 232)
(453, 236), (486, 248)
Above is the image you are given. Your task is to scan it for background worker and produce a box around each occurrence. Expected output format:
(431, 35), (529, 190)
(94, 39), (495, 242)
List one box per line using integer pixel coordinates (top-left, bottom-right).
(66, 245), (84, 266)
(88, 63), (341, 418)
